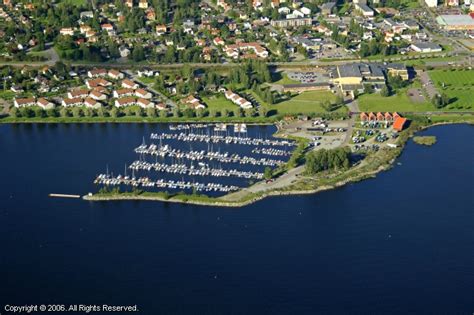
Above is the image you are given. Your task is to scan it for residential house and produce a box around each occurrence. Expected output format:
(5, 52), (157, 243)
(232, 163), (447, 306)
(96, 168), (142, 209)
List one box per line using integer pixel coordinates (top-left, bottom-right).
(137, 98), (154, 108)
(62, 98), (84, 107)
(68, 89), (89, 99)
(60, 28), (75, 36)
(113, 88), (135, 98)
(138, 0), (148, 9)
(224, 90), (252, 109)
(108, 69), (124, 80)
(122, 79), (139, 89)
(13, 97), (36, 108)
(156, 25), (167, 35)
(89, 90), (107, 101)
(84, 97), (102, 109)
(36, 98), (55, 109)
(115, 97), (136, 107)
(87, 68), (107, 78)
(135, 88), (152, 99)
(86, 78), (111, 89)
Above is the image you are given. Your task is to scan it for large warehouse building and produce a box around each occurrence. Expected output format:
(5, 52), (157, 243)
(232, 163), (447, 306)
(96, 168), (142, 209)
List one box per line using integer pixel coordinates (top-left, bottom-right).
(436, 15), (474, 30)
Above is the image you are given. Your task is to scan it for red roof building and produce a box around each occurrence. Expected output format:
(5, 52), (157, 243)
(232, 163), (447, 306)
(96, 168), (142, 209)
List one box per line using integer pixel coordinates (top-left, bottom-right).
(393, 117), (407, 132)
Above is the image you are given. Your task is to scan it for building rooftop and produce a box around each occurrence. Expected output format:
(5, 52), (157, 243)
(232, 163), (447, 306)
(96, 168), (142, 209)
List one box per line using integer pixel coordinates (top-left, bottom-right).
(411, 42), (442, 50)
(338, 64), (362, 78)
(437, 15), (474, 26)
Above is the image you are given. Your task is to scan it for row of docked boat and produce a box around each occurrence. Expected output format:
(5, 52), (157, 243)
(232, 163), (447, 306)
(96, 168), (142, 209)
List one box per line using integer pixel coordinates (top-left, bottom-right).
(129, 161), (264, 179)
(251, 147), (291, 157)
(169, 124), (210, 131)
(134, 144), (284, 167)
(94, 174), (239, 192)
(149, 132), (294, 147)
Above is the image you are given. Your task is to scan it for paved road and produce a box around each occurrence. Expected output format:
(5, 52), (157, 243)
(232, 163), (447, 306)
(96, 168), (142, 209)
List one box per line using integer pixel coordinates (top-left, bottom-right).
(344, 100), (359, 145)
(1, 51), (472, 69)
(222, 164), (306, 202)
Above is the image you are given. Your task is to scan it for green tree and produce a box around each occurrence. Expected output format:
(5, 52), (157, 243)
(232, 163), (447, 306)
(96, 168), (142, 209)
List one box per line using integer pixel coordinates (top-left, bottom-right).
(147, 107), (157, 118)
(264, 167), (273, 180)
(380, 85), (390, 97)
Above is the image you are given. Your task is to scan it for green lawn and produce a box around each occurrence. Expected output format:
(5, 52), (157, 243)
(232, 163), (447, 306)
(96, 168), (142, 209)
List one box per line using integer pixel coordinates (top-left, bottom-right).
(429, 69), (474, 110)
(272, 72), (300, 85)
(201, 95), (237, 111)
(137, 77), (156, 85)
(269, 90), (344, 115)
(60, 0), (87, 6)
(0, 90), (15, 100)
(358, 90), (435, 112)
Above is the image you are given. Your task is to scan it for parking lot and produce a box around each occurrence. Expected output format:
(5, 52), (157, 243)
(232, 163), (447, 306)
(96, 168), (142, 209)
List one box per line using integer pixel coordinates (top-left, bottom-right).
(286, 71), (331, 84)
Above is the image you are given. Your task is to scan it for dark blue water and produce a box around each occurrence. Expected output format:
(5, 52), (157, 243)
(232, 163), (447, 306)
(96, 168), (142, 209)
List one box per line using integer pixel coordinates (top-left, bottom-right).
(0, 123), (473, 315)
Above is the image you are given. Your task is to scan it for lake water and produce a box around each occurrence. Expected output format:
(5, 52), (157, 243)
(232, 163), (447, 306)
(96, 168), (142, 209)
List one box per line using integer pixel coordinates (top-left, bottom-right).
(0, 123), (473, 314)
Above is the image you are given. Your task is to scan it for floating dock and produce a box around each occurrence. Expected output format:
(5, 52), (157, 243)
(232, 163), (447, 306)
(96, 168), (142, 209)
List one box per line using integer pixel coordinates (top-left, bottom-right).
(49, 194), (81, 199)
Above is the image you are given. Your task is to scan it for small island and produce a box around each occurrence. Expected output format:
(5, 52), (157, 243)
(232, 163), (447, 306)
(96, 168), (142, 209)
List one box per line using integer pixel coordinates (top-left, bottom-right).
(413, 136), (437, 146)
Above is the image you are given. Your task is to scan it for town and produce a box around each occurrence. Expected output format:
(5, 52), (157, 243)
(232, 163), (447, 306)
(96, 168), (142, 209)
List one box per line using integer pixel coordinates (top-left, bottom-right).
(0, 0), (473, 203)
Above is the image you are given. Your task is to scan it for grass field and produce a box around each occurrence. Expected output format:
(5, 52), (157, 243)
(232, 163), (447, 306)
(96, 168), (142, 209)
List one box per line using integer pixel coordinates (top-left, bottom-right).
(202, 95), (237, 112)
(358, 89), (434, 112)
(267, 90), (344, 114)
(429, 69), (474, 110)
(272, 72), (300, 85)
(60, 0), (87, 6)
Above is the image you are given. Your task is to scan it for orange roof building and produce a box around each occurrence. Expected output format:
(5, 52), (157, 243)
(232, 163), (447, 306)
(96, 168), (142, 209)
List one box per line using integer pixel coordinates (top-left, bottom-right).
(393, 117), (407, 132)
(392, 112), (400, 120)
(384, 112), (393, 121)
(368, 112), (376, 121)
(360, 112), (369, 121)
(376, 112), (384, 121)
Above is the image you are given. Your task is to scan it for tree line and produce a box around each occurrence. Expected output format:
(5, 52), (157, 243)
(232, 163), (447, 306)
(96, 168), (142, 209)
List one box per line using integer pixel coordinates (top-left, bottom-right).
(305, 147), (351, 175)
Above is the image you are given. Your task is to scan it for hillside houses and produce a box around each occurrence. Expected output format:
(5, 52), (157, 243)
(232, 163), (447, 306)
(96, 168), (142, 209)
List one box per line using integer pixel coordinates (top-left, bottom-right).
(14, 97), (54, 109)
(224, 42), (268, 59)
(122, 79), (139, 89)
(224, 90), (253, 109)
(114, 97), (155, 108)
(182, 95), (206, 110)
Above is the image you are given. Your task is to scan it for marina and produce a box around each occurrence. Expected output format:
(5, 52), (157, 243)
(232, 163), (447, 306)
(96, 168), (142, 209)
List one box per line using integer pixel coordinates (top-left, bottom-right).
(94, 123), (294, 195)
(129, 161), (264, 179)
(150, 132), (294, 147)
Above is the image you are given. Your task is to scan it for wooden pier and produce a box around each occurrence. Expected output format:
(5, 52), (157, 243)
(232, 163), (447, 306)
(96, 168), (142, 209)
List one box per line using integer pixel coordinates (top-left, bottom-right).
(49, 194), (81, 199)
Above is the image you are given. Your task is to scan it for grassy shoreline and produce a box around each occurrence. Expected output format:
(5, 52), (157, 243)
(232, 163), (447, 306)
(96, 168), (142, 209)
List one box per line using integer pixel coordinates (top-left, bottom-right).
(83, 115), (474, 207)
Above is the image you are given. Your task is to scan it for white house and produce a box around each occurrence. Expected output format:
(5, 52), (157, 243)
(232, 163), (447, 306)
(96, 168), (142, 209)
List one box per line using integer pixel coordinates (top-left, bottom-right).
(135, 88), (152, 99)
(62, 98), (84, 107)
(122, 79), (139, 89)
(114, 97), (136, 107)
(89, 90), (107, 101)
(113, 88), (135, 98)
(108, 69), (124, 80)
(13, 97), (36, 108)
(68, 89), (89, 99)
(36, 98), (55, 109)
(84, 98), (102, 109)
(137, 98), (155, 108)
